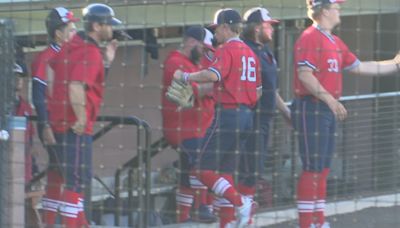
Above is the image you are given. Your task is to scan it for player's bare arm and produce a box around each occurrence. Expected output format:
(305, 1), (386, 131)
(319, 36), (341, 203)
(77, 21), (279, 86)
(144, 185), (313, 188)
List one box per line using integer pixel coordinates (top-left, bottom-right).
(173, 69), (219, 83)
(69, 81), (87, 135)
(196, 82), (214, 98)
(257, 87), (262, 100)
(42, 125), (56, 145)
(349, 53), (400, 76)
(298, 66), (347, 121)
(275, 92), (291, 125)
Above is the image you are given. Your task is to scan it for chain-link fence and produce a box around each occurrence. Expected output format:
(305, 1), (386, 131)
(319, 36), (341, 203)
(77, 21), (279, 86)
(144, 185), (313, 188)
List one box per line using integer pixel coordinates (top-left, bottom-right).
(1, 1), (400, 227)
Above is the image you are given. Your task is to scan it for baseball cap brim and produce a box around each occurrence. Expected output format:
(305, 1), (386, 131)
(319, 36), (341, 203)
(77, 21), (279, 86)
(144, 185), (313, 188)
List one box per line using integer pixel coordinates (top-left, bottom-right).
(109, 17), (122, 26)
(54, 7), (80, 23)
(204, 44), (215, 51)
(266, 19), (280, 24)
(208, 23), (218, 29)
(203, 29), (215, 51)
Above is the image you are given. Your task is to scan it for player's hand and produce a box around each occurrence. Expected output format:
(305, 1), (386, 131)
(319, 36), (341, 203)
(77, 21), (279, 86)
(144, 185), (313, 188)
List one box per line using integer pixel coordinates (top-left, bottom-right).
(394, 51), (400, 65)
(166, 79), (194, 109)
(104, 39), (118, 66)
(42, 125), (56, 145)
(326, 99), (347, 121)
(173, 69), (186, 83)
(281, 107), (292, 127)
(71, 120), (86, 135)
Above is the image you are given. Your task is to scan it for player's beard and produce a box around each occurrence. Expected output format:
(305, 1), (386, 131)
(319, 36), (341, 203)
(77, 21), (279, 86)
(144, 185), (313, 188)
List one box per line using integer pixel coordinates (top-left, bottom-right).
(189, 46), (202, 65)
(259, 29), (272, 44)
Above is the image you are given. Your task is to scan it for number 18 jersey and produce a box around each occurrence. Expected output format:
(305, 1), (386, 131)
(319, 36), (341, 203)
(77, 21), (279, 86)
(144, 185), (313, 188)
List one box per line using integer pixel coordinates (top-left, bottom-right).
(208, 38), (261, 107)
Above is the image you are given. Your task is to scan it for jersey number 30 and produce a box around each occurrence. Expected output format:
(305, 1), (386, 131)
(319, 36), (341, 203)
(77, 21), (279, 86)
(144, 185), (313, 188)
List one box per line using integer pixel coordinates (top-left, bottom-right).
(240, 56), (257, 82)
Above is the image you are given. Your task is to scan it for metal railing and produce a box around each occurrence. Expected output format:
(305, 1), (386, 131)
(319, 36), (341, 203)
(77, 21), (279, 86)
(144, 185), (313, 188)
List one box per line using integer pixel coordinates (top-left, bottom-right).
(23, 91), (400, 226)
(26, 115), (164, 227)
(266, 91), (400, 208)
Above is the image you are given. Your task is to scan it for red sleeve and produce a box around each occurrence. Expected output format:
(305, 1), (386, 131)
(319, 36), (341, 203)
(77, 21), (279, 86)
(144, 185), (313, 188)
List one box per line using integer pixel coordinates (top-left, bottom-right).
(31, 52), (47, 81)
(337, 38), (359, 69)
(208, 46), (232, 81)
(295, 35), (319, 71)
(163, 57), (179, 87)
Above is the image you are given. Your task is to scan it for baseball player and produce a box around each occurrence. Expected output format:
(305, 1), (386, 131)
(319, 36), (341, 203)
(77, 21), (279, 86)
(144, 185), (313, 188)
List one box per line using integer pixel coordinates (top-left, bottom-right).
(162, 25), (216, 223)
(239, 7), (291, 206)
(173, 8), (261, 228)
(30, 7), (79, 225)
(47, 3), (120, 227)
(192, 28), (217, 220)
(14, 61), (37, 184)
(293, 1), (400, 227)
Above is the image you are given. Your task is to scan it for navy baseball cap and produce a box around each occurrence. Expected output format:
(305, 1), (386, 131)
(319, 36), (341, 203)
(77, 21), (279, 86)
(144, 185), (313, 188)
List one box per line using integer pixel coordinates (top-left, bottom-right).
(184, 26), (215, 51)
(46, 7), (79, 36)
(210, 8), (242, 28)
(13, 61), (27, 77)
(46, 7), (79, 27)
(308, 0), (346, 8)
(243, 7), (279, 24)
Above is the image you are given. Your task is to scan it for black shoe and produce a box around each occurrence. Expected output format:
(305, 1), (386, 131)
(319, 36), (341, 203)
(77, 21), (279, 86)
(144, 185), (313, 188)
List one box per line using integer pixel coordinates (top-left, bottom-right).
(191, 204), (217, 223)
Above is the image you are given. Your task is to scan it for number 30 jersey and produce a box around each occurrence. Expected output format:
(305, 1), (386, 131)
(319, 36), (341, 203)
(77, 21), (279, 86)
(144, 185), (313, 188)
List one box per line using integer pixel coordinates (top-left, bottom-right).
(209, 38), (261, 107)
(294, 25), (360, 99)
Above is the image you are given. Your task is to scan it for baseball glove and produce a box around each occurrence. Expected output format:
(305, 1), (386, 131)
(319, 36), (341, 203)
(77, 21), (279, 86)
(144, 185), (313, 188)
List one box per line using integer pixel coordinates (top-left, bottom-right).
(166, 79), (194, 109)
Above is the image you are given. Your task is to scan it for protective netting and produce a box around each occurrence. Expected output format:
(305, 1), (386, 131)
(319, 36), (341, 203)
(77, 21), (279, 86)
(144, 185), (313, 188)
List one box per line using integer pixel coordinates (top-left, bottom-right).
(1, 1), (400, 227)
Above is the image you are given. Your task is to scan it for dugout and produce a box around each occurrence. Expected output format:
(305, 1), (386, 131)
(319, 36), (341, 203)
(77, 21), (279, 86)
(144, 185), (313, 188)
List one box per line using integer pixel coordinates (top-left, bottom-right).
(0, 0), (400, 227)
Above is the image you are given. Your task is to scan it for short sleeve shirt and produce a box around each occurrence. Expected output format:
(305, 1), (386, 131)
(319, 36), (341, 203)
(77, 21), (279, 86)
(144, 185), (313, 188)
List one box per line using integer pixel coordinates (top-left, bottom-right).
(208, 38), (261, 107)
(162, 50), (215, 147)
(48, 33), (104, 134)
(294, 25), (360, 98)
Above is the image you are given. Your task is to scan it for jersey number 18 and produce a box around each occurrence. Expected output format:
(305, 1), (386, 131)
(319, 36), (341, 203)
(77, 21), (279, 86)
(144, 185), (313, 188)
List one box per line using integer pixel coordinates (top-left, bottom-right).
(240, 56), (257, 82)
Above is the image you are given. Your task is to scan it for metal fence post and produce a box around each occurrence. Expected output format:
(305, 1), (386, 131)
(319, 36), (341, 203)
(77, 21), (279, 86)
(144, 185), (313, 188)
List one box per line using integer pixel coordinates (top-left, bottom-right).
(0, 18), (15, 228)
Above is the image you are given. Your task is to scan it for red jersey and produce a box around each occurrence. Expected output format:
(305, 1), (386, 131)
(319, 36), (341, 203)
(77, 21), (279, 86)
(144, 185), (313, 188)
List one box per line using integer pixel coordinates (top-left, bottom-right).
(31, 44), (60, 99)
(31, 43), (60, 83)
(199, 51), (214, 69)
(294, 25), (359, 99)
(162, 50), (215, 147)
(208, 38), (261, 107)
(48, 33), (104, 135)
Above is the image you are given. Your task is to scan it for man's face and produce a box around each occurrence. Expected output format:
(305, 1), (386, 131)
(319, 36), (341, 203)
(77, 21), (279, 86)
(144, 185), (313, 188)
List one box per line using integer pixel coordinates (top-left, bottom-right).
(99, 24), (114, 42)
(213, 24), (226, 45)
(258, 22), (274, 43)
(326, 3), (341, 26)
(189, 40), (204, 64)
(15, 74), (23, 92)
(59, 22), (77, 43)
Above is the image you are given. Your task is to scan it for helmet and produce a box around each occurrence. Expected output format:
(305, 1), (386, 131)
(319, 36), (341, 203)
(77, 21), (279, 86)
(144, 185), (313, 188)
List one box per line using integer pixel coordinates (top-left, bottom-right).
(82, 3), (122, 26)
